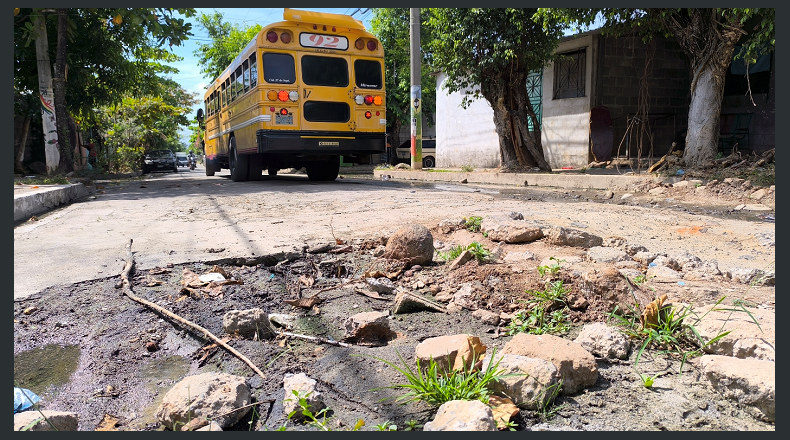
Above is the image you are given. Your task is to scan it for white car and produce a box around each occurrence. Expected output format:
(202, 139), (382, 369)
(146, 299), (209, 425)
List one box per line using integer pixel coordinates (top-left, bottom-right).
(175, 152), (188, 167)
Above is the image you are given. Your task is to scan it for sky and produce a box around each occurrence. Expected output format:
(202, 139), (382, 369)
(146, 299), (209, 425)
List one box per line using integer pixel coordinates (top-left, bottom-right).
(164, 8), (374, 145)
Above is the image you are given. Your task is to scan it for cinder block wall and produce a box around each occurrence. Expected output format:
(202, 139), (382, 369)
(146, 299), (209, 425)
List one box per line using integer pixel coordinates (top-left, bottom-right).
(596, 33), (690, 158)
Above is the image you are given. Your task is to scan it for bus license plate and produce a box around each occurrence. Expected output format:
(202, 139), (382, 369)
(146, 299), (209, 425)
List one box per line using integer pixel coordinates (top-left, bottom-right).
(275, 114), (292, 125)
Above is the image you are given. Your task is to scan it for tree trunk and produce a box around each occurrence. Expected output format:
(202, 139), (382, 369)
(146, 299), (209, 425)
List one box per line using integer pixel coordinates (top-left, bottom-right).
(54, 8), (73, 174)
(15, 114), (31, 174)
(33, 13), (59, 174)
(388, 120), (401, 165)
(483, 69), (551, 171)
(683, 65), (725, 168)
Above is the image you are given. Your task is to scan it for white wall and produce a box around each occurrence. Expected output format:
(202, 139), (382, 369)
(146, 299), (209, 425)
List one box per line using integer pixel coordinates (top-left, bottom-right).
(434, 34), (596, 169)
(434, 72), (501, 168)
(541, 35), (595, 168)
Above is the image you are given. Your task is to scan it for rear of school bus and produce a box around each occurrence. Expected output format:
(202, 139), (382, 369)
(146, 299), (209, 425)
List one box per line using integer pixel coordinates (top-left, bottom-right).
(204, 8), (386, 182)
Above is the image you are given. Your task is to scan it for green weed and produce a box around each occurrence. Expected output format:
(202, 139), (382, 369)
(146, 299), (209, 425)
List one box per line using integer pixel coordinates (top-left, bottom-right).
(534, 379), (565, 421)
(358, 348), (509, 407)
(281, 390), (333, 431)
(374, 420), (397, 431)
(437, 241), (491, 263)
(402, 419), (423, 431)
(460, 165), (474, 172)
(537, 257), (564, 278)
(463, 216), (483, 232)
(506, 279), (571, 336)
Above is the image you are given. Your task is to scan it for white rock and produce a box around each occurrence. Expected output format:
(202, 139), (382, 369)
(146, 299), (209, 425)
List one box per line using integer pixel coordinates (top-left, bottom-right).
(573, 322), (630, 359)
(698, 355), (775, 421)
(423, 400), (497, 431)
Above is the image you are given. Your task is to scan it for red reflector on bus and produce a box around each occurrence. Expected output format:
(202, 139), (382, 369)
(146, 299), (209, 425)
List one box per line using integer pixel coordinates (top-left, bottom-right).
(280, 108), (288, 116)
(376, 111), (380, 116)
(267, 31), (278, 43)
(270, 107), (275, 112)
(364, 111), (372, 119)
(367, 40), (377, 51)
(278, 91), (289, 102)
(364, 95), (374, 105)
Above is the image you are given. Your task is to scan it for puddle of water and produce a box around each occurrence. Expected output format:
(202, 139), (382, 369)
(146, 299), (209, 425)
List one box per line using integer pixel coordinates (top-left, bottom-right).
(14, 344), (80, 396)
(138, 355), (191, 392)
(134, 355), (191, 430)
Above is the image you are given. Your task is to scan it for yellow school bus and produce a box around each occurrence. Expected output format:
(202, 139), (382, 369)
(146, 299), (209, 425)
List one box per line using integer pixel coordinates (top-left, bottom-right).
(196, 8), (386, 182)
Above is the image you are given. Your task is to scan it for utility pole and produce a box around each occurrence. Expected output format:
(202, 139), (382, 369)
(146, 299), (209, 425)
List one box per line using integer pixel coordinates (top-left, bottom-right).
(33, 11), (60, 174)
(410, 8), (422, 170)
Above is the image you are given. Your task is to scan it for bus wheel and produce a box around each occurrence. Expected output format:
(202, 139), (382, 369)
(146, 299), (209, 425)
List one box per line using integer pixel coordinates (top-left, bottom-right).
(229, 138), (249, 182)
(267, 168), (278, 176)
(307, 156), (340, 181)
(205, 157), (215, 176)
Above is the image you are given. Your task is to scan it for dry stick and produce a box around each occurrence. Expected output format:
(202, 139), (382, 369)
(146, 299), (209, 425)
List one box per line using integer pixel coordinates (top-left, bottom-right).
(279, 331), (352, 348)
(119, 239), (266, 380)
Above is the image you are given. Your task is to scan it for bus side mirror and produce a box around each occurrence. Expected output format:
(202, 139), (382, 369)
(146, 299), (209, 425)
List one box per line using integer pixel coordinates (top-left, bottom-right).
(196, 108), (204, 126)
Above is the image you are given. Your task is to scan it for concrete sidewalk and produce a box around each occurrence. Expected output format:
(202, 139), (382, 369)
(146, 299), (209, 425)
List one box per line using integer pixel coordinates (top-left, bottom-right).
(373, 167), (666, 190)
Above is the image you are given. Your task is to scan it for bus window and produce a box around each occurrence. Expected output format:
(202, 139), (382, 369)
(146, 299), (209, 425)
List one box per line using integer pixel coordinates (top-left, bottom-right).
(250, 53), (258, 88)
(263, 53), (295, 84)
(243, 59), (250, 92)
(302, 55), (348, 87)
(221, 83), (226, 107)
(234, 66), (243, 98)
(354, 59), (382, 89)
(304, 101), (350, 123)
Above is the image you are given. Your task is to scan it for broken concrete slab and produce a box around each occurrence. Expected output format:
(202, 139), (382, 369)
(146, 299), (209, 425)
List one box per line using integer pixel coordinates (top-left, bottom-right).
(392, 290), (447, 314)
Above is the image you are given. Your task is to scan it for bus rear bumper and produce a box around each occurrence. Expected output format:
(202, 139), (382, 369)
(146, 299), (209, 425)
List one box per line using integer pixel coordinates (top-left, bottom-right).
(256, 130), (385, 155)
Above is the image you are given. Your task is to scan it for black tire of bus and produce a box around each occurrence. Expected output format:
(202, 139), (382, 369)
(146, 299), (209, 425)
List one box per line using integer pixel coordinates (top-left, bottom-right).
(306, 156), (340, 181)
(267, 168), (278, 176)
(204, 157), (216, 176)
(229, 138), (249, 182)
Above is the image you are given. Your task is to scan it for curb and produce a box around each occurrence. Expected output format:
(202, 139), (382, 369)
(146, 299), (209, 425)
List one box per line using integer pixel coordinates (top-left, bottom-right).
(372, 169), (665, 190)
(14, 183), (91, 223)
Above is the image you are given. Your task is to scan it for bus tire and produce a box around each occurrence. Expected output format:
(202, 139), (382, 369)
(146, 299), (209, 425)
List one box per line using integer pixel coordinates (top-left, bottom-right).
(307, 156), (340, 181)
(229, 138), (249, 182)
(205, 157), (216, 176)
(267, 168), (278, 176)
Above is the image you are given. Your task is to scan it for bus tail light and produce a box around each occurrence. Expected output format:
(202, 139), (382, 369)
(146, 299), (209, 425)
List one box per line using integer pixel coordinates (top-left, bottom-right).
(355, 39), (365, 50)
(267, 90), (278, 101)
(364, 111), (372, 119)
(280, 108), (288, 116)
(267, 31), (278, 43)
(354, 95), (364, 105)
(280, 32), (291, 44)
(367, 40), (377, 51)
(364, 95), (374, 105)
(278, 91), (289, 102)
(373, 96), (383, 106)
(288, 91), (299, 102)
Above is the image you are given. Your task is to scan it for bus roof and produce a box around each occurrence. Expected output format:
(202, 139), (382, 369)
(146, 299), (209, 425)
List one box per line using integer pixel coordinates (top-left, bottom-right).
(283, 8), (366, 31)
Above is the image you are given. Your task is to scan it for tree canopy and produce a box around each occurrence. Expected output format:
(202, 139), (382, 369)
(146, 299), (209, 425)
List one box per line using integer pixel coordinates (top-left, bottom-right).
(426, 8), (565, 170)
(192, 11), (263, 83)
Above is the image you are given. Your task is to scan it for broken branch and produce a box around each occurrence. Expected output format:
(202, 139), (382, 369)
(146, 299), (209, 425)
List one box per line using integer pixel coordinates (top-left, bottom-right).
(278, 331), (352, 347)
(119, 239), (266, 380)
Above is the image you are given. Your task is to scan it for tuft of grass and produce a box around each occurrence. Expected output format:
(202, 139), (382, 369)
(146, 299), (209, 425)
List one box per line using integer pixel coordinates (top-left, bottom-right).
(358, 348), (509, 407)
(608, 293), (762, 374)
(16, 176), (71, 185)
(402, 419), (422, 431)
(460, 165), (475, 172)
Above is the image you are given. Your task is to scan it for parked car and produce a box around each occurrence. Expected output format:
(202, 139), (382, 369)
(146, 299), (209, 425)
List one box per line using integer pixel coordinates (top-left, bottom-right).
(395, 139), (436, 168)
(175, 152), (188, 167)
(142, 150), (178, 174)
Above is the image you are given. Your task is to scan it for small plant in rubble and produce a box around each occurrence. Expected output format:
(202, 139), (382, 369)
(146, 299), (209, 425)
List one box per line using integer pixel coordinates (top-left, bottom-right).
(437, 241), (491, 263)
(463, 216), (483, 232)
(358, 348), (509, 407)
(537, 257), (564, 278)
(608, 294), (763, 374)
